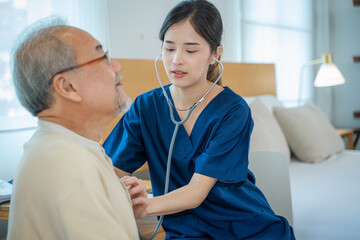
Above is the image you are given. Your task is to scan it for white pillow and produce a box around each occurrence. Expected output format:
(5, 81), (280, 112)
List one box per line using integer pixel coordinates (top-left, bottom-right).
(248, 98), (290, 161)
(273, 103), (344, 163)
(244, 94), (284, 113)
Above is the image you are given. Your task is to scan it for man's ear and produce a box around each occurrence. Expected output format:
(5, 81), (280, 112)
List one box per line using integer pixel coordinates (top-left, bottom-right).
(51, 75), (82, 102)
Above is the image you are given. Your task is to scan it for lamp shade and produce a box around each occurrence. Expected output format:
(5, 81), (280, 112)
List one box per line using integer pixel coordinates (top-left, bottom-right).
(314, 63), (345, 87)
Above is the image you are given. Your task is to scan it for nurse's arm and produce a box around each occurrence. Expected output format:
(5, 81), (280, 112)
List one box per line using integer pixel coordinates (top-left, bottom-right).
(133, 173), (217, 218)
(113, 166), (130, 178)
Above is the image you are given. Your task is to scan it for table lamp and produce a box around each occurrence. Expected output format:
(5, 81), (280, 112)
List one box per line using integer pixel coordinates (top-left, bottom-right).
(298, 53), (345, 105)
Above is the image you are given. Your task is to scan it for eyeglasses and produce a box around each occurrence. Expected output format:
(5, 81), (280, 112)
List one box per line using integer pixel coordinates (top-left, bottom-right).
(48, 50), (110, 86)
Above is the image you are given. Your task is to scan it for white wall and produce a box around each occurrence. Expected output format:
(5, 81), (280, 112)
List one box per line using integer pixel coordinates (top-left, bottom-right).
(107, 0), (241, 62)
(329, 1), (360, 129)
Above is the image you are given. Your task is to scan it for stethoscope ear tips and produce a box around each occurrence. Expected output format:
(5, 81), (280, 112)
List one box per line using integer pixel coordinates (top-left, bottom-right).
(213, 57), (221, 64)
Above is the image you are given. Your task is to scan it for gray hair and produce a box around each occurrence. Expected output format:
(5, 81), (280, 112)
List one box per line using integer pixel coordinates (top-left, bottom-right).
(11, 16), (77, 116)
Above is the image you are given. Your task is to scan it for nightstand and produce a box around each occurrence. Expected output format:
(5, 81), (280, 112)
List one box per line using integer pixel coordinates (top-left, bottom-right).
(0, 202), (10, 221)
(336, 129), (354, 150)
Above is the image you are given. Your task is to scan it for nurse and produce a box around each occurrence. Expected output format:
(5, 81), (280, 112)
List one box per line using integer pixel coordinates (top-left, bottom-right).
(104, 0), (295, 239)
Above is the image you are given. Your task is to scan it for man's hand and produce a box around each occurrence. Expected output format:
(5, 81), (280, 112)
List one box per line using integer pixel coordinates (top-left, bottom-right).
(121, 176), (149, 219)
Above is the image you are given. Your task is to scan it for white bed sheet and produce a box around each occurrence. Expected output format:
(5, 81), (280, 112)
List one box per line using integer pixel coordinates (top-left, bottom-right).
(290, 150), (360, 240)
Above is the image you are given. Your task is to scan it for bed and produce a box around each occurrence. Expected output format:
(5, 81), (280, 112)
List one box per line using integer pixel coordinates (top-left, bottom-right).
(103, 59), (360, 240)
(244, 94), (360, 240)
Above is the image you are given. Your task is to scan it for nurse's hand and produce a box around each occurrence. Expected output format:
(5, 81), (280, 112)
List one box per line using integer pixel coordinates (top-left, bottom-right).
(121, 176), (149, 219)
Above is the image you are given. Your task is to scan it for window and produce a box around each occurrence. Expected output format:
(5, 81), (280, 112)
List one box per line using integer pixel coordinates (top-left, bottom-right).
(240, 0), (314, 107)
(0, 0), (109, 131)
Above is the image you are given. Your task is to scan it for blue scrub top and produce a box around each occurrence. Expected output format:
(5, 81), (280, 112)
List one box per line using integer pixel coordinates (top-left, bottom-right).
(104, 85), (294, 239)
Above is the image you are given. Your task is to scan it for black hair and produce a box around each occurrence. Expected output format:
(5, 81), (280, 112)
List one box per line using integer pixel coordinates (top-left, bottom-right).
(159, 0), (223, 84)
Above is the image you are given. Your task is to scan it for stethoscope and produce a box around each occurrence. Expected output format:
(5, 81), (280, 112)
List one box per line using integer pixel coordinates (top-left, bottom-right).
(139, 55), (224, 240)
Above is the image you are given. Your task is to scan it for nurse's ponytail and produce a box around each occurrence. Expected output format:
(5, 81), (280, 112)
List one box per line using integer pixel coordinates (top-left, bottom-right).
(207, 55), (222, 85)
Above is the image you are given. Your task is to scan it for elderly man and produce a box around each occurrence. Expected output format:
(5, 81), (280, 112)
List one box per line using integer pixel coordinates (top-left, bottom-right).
(7, 18), (146, 240)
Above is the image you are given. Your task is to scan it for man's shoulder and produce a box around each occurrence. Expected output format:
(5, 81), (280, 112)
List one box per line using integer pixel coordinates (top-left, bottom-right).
(21, 131), (102, 180)
(14, 131), (105, 201)
(25, 131), (91, 159)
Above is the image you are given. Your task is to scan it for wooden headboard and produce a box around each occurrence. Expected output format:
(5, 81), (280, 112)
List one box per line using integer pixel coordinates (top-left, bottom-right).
(114, 58), (276, 101)
(102, 59), (276, 142)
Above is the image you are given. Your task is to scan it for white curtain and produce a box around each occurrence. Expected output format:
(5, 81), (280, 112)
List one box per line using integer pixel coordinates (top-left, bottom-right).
(0, 0), (110, 130)
(240, 0), (314, 107)
(313, 0), (333, 121)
